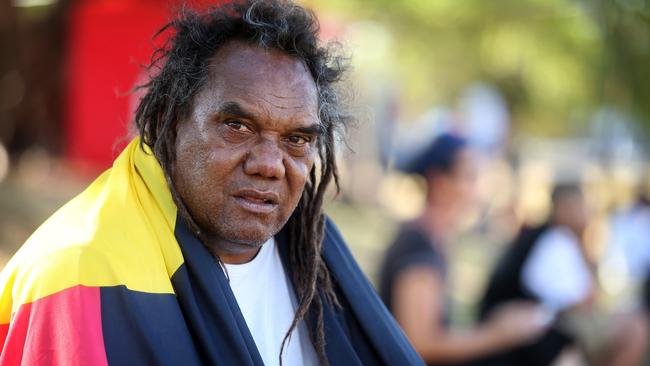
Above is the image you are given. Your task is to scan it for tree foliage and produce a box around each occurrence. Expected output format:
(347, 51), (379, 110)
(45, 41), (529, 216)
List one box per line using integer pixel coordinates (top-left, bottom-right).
(309, 0), (650, 136)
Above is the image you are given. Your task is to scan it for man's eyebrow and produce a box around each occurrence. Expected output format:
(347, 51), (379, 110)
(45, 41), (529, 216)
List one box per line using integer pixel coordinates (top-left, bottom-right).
(218, 101), (324, 135)
(217, 101), (255, 120)
(294, 124), (325, 136)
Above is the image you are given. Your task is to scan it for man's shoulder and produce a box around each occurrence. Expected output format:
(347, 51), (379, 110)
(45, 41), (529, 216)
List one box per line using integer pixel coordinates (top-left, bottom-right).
(0, 238), (113, 325)
(321, 216), (373, 282)
(323, 216), (344, 241)
(321, 216), (353, 257)
(2, 189), (115, 295)
(0, 181), (180, 314)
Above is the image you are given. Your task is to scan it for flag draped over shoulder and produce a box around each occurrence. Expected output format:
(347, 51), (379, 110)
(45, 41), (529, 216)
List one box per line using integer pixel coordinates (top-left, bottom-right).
(0, 138), (423, 366)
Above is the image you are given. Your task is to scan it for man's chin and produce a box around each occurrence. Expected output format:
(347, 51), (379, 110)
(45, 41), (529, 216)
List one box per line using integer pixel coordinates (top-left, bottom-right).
(204, 215), (286, 250)
(229, 234), (270, 248)
(218, 225), (277, 248)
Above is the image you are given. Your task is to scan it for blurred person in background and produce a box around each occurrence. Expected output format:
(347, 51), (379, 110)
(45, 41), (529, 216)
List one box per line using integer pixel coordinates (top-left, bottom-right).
(378, 133), (547, 365)
(601, 182), (650, 365)
(478, 183), (648, 366)
(603, 183), (650, 303)
(478, 183), (592, 365)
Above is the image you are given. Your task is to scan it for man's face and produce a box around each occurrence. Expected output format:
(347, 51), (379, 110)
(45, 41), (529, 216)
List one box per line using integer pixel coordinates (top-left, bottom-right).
(172, 42), (321, 261)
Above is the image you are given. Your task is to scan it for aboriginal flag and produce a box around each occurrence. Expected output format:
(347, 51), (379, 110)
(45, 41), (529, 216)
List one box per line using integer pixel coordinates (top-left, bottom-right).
(0, 139), (422, 365)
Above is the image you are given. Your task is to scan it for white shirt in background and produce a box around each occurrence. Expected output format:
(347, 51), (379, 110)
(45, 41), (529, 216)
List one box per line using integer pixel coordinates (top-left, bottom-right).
(224, 238), (318, 366)
(521, 226), (593, 311)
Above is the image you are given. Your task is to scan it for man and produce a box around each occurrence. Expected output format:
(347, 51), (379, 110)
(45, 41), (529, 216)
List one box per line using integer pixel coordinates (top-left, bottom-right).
(0, 1), (422, 365)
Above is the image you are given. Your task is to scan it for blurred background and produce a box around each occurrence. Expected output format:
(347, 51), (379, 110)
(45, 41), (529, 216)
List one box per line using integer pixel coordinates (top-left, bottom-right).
(1, 0), (650, 363)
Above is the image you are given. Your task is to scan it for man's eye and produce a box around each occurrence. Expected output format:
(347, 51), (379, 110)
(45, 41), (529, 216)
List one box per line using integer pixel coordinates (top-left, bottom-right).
(287, 135), (311, 145)
(225, 120), (251, 132)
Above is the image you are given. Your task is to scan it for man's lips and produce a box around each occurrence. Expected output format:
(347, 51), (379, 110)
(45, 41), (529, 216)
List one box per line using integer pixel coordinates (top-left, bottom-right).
(233, 189), (280, 214)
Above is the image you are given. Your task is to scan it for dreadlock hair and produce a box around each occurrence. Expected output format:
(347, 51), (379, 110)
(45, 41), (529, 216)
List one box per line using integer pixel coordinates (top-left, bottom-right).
(133, 1), (349, 365)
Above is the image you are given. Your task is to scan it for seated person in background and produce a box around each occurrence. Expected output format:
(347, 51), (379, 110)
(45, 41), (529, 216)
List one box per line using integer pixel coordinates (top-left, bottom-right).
(478, 183), (648, 366)
(478, 183), (592, 366)
(378, 133), (547, 366)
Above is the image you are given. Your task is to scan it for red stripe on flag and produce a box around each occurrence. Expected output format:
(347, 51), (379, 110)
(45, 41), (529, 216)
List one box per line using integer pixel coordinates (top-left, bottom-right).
(0, 324), (8, 352)
(0, 285), (108, 365)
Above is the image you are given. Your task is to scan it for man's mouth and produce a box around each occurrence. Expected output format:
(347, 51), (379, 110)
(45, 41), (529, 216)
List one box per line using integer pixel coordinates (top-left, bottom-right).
(233, 189), (279, 214)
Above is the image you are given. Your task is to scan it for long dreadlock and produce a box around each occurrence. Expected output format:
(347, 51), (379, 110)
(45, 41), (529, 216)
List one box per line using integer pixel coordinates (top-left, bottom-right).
(133, 1), (349, 365)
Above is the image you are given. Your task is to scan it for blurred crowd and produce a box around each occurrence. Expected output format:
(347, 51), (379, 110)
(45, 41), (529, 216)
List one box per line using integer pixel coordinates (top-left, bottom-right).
(374, 129), (650, 365)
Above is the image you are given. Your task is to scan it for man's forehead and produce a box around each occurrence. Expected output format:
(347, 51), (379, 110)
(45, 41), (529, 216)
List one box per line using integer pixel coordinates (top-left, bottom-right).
(207, 42), (316, 90)
(200, 42), (319, 119)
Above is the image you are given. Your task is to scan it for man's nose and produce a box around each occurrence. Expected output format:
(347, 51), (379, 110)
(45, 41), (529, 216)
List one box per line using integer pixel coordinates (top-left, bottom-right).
(243, 138), (285, 179)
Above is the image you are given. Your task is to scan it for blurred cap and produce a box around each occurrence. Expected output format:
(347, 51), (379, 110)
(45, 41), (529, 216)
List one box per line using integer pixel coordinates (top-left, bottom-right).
(398, 133), (468, 176)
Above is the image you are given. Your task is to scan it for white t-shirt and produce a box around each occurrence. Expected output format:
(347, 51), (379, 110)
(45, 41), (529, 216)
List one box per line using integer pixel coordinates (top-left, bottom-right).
(521, 226), (593, 311)
(224, 238), (318, 366)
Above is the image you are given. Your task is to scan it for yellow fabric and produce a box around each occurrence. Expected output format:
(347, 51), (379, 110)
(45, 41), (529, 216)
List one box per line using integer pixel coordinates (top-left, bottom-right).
(0, 138), (183, 324)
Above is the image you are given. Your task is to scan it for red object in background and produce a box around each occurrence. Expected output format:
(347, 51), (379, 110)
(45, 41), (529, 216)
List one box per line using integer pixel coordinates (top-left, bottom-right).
(65, 0), (221, 170)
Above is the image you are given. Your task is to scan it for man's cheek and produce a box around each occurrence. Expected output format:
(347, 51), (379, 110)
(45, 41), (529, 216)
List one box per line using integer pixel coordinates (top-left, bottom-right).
(295, 159), (315, 186)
